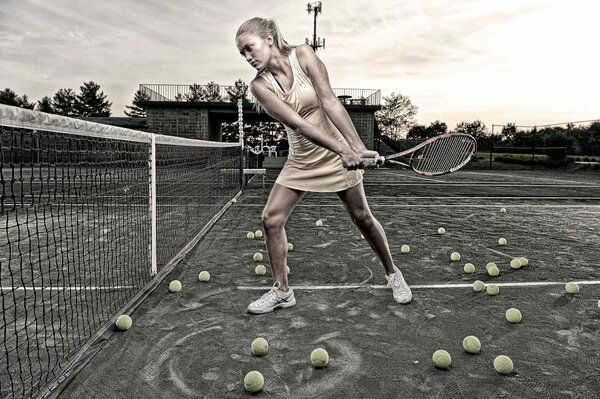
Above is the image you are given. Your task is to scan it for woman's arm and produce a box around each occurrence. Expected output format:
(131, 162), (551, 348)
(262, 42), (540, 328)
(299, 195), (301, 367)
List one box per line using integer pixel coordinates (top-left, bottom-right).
(295, 44), (378, 158)
(250, 79), (363, 170)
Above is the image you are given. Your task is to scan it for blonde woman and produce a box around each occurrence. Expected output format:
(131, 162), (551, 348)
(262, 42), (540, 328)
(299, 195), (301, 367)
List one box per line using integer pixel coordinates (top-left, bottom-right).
(236, 17), (411, 314)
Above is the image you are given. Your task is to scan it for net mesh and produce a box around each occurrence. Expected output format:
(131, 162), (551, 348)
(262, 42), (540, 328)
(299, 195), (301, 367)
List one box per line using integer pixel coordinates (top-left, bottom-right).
(0, 105), (241, 399)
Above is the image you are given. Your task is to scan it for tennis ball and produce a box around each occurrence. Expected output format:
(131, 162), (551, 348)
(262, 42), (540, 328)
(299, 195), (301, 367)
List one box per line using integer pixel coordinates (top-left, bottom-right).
(505, 308), (522, 323)
(432, 349), (451, 369)
(247, 232), (255, 239)
(473, 280), (486, 292)
(463, 263), (475, 273)
(498, 237), (507, 246)
(115, 315), (132, 331)
(316, 219), (323, 227)
(251, 337), (269, 356)
(310, 348), (329, 368)
(463, 336), (481, 354)
(486, 262), (497, 271)
(510, 258), (522, 269)
(255, 265), (266, 276)
(286, 266), (290, 275)
(487, 265), (500, 277)
(253, 252), (263, 262)
(565, 282), (580, 294)
(168, 280), (182, 293)
(243, 371), (264, 393)
(360, 234), (365, 239)
(493, 355), (513, 375)
(486, 284), (500, 295)
(451, 252), (461, 262)
(401, 244), (410, 254)
(437, 227), (446, 235)
(518, 257), (529, 266)
(231, 198), (237, 203)
(255, 230), (263, 238)
(287, 243), (294, 251)
(597, 299), (600, 308)
(500, 207), (506, 213)
(198, 271), (210, 282)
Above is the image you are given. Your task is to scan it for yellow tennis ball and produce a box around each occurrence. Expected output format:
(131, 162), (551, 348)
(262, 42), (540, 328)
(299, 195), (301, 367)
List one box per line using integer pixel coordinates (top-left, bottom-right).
(115, 315), (132, 331)
(287, 243), (294, 251)
(360, 234), (365, 239)
(231, 198), (237, 203)
(486, 284), (500, 295)
(451, 252), (461, 262)
(243, 371), (264, 393)
(255, 265), (266, 276)
(437, 227), (446, 235)
(500, 208), (507, 213)
(493, 355), (513, 374)
(498, 237), (507, 246)
(463, 336), (481, 354)
(254, 230), (263, 238)
(487, 265), (500, 277)
(565, 282), (580, 294)
(247, 232), (255, 239)
(518, 257), (529, 266)
(286, 265), (290, 275)
(432, 349), (451, 369)
(473, 280), (486, 292)
(463, 263), (475, 273)
(510, 258), (522, 269)
(168, 280), (182, 293)
(251, 337), (269, 356)
(597, 299), (600, 308)
(198, 271), (210, 282)
(310, 348), (329, 368)
(505, 308), (522, 323)
(401, 244), (410, 254)
(316, 219), (323, 227)
(253, 252), (263, 262)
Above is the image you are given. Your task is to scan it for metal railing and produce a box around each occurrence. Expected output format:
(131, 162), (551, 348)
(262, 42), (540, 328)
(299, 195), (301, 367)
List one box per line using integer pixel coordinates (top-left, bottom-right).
(139, 84), (381, 106)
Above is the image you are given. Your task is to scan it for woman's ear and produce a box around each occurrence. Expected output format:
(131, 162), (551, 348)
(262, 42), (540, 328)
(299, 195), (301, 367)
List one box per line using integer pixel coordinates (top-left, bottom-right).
(266, 34), (274, 47)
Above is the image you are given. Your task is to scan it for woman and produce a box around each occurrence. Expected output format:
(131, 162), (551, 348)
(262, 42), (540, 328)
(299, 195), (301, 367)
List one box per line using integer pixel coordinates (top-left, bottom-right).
(236, 17), (411, 314)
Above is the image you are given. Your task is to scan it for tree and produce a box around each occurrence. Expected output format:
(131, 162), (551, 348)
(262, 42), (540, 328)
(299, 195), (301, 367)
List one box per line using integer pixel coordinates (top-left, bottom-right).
(124, 89), (151, 117)
(76, 81), (111, 116)
(226, 79), (249, 102)
(0, 88), (35, 109)
(500, 123), (517, 142)
(455, 120), (488, 142)
(52, 88), (78, 116)
(407, 120), (447, 139)
(375, 92), (418, 140)
(184, 83), (204, 101)
(37, 96), (53, 113)
(201, 81), (222, 101)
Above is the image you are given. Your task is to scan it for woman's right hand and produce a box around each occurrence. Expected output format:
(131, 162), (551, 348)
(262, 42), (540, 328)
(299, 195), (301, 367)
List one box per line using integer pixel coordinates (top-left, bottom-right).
(339, 149), (363, 170)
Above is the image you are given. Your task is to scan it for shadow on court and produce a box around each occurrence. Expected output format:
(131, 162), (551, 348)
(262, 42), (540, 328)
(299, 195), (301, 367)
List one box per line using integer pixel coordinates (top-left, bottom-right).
(59, 169), (600, 399)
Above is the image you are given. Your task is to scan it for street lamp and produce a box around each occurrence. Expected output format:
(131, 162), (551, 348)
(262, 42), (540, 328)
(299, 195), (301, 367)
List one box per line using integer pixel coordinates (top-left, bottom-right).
(305, 1), (325, 51)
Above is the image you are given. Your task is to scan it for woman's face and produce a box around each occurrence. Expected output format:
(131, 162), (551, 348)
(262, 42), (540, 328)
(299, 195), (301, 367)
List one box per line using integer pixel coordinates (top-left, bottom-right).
(236, 33), (272, 70)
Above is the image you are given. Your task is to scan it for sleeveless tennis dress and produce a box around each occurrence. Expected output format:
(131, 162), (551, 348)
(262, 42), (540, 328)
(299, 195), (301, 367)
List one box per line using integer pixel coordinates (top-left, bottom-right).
(259, 48), (364, 192)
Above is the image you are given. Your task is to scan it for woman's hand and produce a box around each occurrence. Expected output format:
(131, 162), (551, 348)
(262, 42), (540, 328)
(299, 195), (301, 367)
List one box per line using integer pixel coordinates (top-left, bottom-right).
(357, 149), (383, 169)
(339, 149), (363, 170)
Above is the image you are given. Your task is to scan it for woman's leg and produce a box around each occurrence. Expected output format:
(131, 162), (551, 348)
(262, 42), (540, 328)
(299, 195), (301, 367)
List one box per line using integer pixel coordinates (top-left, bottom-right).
(262, 183), (305, 291)
(337, 181), (396, 275)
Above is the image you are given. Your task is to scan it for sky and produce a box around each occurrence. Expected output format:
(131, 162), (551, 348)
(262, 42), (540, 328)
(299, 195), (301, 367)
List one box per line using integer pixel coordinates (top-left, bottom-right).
(2, 0), (600, 129)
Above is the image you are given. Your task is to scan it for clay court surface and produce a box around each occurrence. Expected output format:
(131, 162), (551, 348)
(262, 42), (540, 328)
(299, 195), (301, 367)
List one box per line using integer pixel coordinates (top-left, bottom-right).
(53, 168), (600, 398)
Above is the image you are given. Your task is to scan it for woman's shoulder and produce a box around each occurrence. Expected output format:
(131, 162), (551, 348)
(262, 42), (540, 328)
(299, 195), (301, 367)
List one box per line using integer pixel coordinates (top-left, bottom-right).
(294, 44), (315, 60)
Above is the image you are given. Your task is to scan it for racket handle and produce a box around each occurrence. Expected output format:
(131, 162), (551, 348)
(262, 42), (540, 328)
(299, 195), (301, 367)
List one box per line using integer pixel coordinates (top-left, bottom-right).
(361, 156), (385, 166)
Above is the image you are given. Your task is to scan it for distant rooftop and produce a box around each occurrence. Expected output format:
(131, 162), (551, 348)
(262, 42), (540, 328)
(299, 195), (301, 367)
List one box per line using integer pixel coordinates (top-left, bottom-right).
(139, 84), (381, 106)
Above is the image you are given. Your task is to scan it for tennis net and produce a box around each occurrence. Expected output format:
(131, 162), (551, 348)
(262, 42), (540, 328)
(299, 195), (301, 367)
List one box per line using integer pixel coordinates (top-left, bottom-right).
(0, 104), (241, 399)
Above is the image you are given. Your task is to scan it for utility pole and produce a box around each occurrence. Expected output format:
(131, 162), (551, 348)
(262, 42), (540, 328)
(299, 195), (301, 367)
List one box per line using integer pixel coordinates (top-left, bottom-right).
(305, 1), (325, 51)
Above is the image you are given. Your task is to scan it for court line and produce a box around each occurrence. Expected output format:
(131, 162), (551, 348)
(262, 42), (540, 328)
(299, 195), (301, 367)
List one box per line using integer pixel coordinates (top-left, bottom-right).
(232, 204), (600, 208)
(1, 286), (136, 291)
(461, 171), (595, 185)
(363, 183), (600, 187)
(237, 280), (600, 290)
(377, 170), (446, 183)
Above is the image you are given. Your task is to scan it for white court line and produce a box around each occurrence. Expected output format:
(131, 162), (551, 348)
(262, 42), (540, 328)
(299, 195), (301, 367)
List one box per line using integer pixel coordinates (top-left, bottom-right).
(461, 171), (595, 185)
(238, 280), (600, 290)
(1, 286), (136, 291)
(231, 204), (600, 208)
(377, 170), (446, 183)
(364, 183), (599, 187)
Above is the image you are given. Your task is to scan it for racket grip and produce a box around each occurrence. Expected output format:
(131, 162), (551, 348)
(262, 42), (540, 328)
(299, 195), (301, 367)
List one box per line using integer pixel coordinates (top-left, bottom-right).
(361, 156), (385, 166)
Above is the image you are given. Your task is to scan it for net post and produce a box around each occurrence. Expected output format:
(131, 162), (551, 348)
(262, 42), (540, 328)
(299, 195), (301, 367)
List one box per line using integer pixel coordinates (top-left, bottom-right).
(531, 126), (537, 171)
(150, 134), (157, 277)
(238, 98), (245, 188)
(490, 125), (495, 170)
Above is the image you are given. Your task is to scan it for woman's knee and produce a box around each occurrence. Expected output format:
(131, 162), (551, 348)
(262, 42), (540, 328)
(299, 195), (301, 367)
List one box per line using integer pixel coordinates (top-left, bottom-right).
(350, 208), (373, 227)
(262, 208), (286, 230)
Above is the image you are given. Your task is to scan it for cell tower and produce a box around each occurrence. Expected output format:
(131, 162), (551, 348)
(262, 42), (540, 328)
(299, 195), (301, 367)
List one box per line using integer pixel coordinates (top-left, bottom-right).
(305, 1), (325, 51)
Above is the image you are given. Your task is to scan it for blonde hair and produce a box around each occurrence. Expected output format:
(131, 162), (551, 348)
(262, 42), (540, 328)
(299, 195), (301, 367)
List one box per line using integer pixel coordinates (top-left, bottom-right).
(236, 17), (294, 55)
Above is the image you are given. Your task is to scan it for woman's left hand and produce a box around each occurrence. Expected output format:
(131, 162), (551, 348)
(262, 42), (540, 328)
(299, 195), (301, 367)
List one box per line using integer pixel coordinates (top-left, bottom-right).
(358, 149), (383, 169)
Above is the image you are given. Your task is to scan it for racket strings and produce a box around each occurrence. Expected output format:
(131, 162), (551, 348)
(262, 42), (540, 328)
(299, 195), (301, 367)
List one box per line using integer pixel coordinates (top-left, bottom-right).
(412, 136), (475, 174)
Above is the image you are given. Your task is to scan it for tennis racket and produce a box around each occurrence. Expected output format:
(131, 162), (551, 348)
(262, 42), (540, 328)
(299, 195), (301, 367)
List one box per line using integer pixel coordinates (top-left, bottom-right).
(364, 133), (477, 176)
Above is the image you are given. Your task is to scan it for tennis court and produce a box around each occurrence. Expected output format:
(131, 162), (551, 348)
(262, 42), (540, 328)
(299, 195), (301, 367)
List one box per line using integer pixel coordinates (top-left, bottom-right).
(45, 167), (600, 398)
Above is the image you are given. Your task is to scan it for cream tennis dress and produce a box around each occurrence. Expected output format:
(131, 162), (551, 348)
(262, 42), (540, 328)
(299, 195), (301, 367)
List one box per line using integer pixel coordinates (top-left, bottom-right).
(259, 48), (364, 192)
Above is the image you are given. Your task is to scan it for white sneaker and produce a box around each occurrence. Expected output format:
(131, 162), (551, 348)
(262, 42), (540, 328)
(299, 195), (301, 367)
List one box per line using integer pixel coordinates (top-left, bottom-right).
(247, 281), (296, 314)
(386, 266), (412, 304)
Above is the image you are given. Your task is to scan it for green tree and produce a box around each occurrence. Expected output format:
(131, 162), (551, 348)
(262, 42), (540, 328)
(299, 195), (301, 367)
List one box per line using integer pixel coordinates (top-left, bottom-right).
(52, 88), (78, 116)
(124, 89), (151, 117)
(184, 83), (204, 101)
(407, 120), (447, 139)
(76, 81), (111, 116)
(201, 81), (222, 101)
(455, 120), (488, 142)
(375, 92), (418, 140)
(37, 96), (53, 113)
(0, 88), (35, 109)
(500, 123), (517, 142)
(226, 79), (249, 102)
